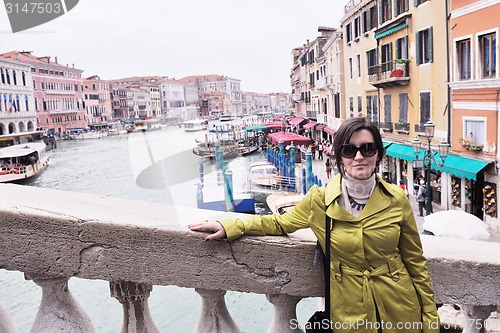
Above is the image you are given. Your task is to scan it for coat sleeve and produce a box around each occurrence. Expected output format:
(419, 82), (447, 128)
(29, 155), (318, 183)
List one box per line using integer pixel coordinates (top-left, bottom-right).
(398, 195), (440, 332)
(218, 185), (324, 241)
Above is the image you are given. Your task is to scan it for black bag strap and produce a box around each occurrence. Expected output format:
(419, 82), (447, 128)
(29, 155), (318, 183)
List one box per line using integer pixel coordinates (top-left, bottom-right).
(324, 214), (331, 330)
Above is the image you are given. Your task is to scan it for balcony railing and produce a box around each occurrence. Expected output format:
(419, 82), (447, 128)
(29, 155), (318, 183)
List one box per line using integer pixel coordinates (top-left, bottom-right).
(394, 122), (410, 133)
(368, 60), (410, 88)
(0, 184), (499, 332)
(380, 121), (394, 132)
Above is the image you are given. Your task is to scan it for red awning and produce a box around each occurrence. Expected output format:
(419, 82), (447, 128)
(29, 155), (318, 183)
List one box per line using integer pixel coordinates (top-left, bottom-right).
(288, 117), (306, 126)
(267, 131), (312, 146)
(303, 121), (317, 130)
(315, 124), (325, 131)
(323, 126), (336, 136)
(262, 121), (289, 130)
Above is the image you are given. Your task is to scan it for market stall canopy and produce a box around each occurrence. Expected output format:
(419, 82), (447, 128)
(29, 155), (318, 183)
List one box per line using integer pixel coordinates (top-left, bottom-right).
(303, 121), (317, 130)
(288, 117), (307, 126)
(267, 131), (312, 146)
(261, 121), (290, 130)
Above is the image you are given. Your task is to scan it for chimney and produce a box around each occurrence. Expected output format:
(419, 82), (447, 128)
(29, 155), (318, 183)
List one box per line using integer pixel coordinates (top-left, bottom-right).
(54, 56), (58, 64)
(72, 63), (74, 68)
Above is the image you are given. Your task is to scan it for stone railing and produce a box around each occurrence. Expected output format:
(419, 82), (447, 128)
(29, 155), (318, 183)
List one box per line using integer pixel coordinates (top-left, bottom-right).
(0, 184), (499, 333)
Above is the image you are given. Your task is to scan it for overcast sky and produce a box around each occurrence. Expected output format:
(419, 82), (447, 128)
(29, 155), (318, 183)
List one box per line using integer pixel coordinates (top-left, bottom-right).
(0, 0), (345, 93)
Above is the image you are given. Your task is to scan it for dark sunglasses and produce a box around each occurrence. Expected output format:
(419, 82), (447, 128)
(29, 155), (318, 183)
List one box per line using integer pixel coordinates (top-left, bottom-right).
(340, 142), (378, 158)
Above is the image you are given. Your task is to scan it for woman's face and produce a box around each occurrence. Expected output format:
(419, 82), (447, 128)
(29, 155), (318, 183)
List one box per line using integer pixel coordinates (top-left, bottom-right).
(341, 129), (378, 180)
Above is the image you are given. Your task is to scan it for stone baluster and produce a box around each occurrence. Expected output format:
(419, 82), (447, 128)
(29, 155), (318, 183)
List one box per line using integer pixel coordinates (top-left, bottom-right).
(194, 289), (240, 333)
(110, 281), (161, 333)
(460, 305), (497, 333)
(26, 273), (95, 333)
(266, 294), (303, 333)
(0, 305), (16, 333)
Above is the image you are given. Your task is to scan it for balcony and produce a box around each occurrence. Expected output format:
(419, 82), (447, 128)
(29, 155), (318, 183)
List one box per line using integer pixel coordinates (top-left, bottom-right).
(368, 60), (410, 88)
(395, 121), (410, 133)
(315, 77), (327, 90)
(45, 89), (76, 95)
(380, 121), (394, 132)
(1, 185), (499, 332)
(306, 111), (317, 119)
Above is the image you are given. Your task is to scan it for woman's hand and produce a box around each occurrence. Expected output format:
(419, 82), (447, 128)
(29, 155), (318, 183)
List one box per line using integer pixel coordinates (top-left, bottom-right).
(188, 220), (227, 241)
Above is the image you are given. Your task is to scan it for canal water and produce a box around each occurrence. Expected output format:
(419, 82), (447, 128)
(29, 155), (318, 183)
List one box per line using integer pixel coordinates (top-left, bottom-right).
(0, 125), (318, 332)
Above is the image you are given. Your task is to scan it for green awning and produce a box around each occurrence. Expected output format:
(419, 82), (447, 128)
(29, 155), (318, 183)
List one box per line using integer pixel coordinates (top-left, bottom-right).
(385, 142), (417, 162)
(431, 153), (490, 181)
(375, 23), (408, 39)
(244, 125), (266, 132)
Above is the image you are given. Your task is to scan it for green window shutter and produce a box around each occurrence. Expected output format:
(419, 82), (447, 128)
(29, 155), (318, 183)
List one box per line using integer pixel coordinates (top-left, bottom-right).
(428, 27), (434, 63)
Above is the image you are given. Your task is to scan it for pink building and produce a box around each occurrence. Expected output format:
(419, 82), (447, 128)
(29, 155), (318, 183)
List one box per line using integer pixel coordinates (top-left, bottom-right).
(0, 51), (87, 137)
(83, 75), (113, 126)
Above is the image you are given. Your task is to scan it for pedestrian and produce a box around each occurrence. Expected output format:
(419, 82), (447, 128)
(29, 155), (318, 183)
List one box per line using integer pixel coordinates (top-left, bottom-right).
(325, 158), (332, 179)
(399, 180), (409, 199)
(189, 117), (439, 333)
(417, 179), (426, 216)
(317, 142), (324, 160)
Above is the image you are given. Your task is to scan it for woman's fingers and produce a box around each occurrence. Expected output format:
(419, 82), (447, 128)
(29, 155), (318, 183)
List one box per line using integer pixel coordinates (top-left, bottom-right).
(188, 221), (226, 241)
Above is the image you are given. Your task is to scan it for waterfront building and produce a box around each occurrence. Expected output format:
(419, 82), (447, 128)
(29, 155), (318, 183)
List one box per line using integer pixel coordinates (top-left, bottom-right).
(449, 0), (500, 232)
(83, 75), (113, 126)
(320, 27), (345, 130)
(110, 85), (129, 120)
(179, 74), (243, 117)
(241, 92), (272, 116)
(160, 78), (199, 120)
(127, 87), (152, 119)
(268, 92), (292, 113)
(0, 51), (87, 137)
(0, 56), (37, 134)
(199, 90), (229, 119)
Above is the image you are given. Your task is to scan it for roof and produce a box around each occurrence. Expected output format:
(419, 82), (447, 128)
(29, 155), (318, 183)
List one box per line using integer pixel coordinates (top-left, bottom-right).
(0, 143), (46, 158)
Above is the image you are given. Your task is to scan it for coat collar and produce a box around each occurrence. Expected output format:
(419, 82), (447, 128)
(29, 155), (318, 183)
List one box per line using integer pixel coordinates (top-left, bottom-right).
(325, 173), (395, 221)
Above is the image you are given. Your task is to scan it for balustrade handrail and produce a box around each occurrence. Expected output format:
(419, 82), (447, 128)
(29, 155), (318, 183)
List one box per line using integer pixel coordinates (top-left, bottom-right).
(0, 184), (499, 332)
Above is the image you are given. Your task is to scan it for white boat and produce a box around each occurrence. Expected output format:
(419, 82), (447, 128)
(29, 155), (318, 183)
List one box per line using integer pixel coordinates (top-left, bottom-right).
(249, 162), (280, 187)
(0, 142), (49, 183)
(266, 192), (304, 215)
(219, 114), (234, 122)
(183, 119), (208, 132)
(134, 119), (162, 132)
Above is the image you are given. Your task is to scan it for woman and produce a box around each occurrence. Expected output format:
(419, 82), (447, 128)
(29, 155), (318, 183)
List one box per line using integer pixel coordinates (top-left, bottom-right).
(325, 158), (333, 179)
(189, 117), (439, 332)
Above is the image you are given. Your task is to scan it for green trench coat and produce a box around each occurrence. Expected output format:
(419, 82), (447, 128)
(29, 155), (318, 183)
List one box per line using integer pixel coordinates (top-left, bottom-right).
(220, 174), (439, 333)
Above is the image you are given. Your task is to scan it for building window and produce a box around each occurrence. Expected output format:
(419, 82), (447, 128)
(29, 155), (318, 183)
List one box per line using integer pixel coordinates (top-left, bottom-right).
(464, 119), (485, 146)
(354, 17), (361, 39)
(395, 36), (409, 60)
(349, 97), (354, 118)
(479, 33), (496, 79)
(457, 39), (471, 80)
(399, 93), (408, 122)
(5, 69), (10, 84)
(12, 70), (17, 85)
(346, 23), (352, 43)
(415, 0), (429, 6)
(380, 0), (392, 24)
(366, 95), (378, 122)
(363, 6), (377, 33)
(357, 96), (363, 117)
(22, 72), (26, 86)
(384, 94), (392, 122)
(367, 49), (378, 75)
(0, 68), (4, 84)
(381, 43), (393, 71)
(357, 54), (361, 77)
(349, 58), (353, 79)
(395, 0), (408, 15)
(416, 27), (433, 65)
(419, 92), (431, 123)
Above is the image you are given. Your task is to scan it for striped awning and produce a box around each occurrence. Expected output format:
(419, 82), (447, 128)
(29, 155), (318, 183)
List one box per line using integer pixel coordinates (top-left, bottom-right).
(289, 117), (306, 126)
(323, 127), (336, 136)
(375, 23), (407, 39)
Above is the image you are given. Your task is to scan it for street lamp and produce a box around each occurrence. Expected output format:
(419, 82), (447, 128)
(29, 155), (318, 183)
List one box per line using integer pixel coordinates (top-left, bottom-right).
(411, 120), (451, 216)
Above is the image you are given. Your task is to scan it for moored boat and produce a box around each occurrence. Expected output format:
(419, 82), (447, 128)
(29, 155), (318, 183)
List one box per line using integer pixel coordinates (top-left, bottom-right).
(249, 162), (280, 187)
(0, 142), (49, 183)
(134, 119), (162, 132)
(183, 119), (208, 132)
